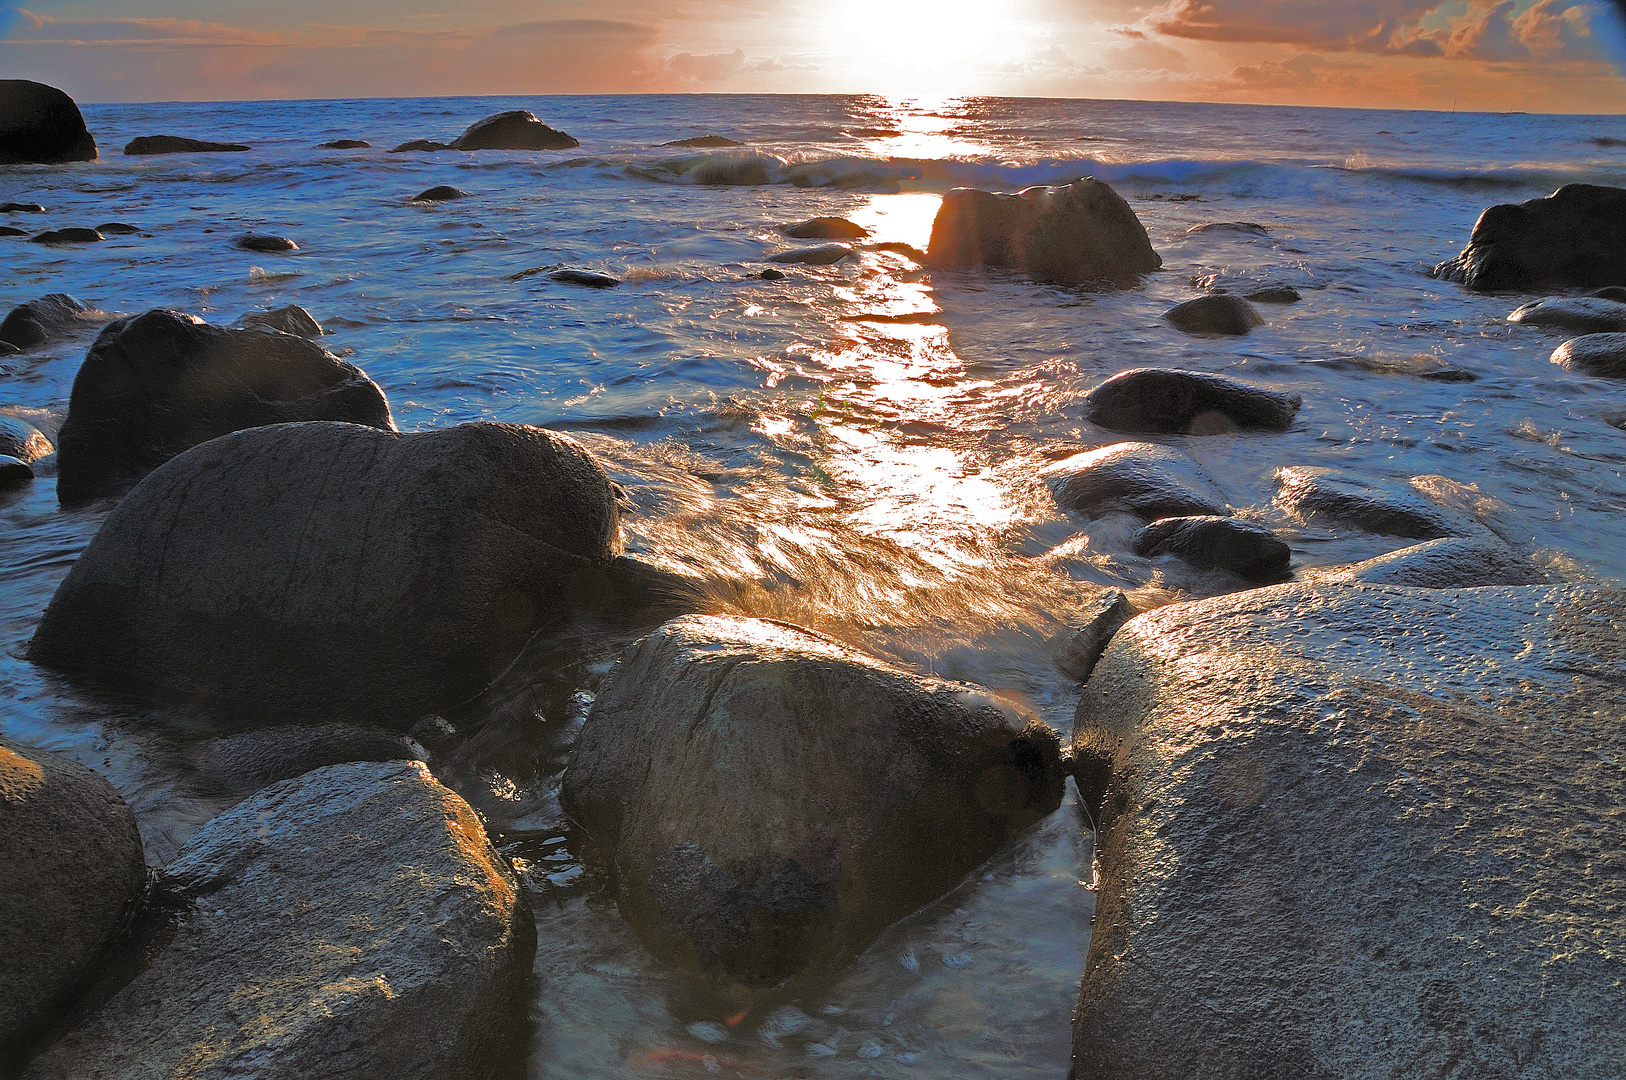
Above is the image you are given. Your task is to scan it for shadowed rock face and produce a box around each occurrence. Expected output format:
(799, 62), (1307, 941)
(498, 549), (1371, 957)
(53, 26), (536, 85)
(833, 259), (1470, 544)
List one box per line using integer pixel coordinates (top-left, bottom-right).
(1, 736), (145, 1061)
(452, 110), (579, 151)
(1434, 183), (1626, 290)
(20, 761), (534, 1080)
(1071, 583), (1626, 1080)
(0, 81), (97, 164)
(30, 421), (621, 722)
(237, 304), (323, 338)
(1042, 442), (1228, 520)
(562, 615), (1066, 987)
(1131, 515), (1290, 580)
(1084, 367), (1300, 435)
(0, 294), (105, 351)
(926, 178), (1161, 286)
(54, 310), (394, 506)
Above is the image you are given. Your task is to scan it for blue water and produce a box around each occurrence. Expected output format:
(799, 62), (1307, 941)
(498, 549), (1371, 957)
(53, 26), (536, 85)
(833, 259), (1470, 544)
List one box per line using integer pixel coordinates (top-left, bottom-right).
(5, 93), (1626, 1077)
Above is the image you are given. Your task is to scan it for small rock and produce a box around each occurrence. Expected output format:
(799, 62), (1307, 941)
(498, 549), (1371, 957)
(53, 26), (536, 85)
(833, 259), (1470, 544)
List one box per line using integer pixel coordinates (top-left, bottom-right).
(1166, 294), (1264, 335)
(0, 81), (97, 164)
(662, 135), (742, 148)
(189, 724), (425, 795)
(1508, 296), (1626, 333)
(1, 202), (46, 213)
(1244, 285), (1300, 303)
(767, 243), (852, 265)
(452, 110), (579, 151)
(235, 233), (297, 253)
(1131, 515), (1291, 581)
(0, 454), (33, 486)
(873, 240), (927, 261)
(1274, 466), (1475, 540)
(317, 139), (369, 149)
(0, 226), (25, 237)
(549, 269), (621, 289)
(781, 217), (868, 240)
(237, 304), (324, 338)
(411, 185), (467, 203)
(1184, 221), (1269, 235)
(1042, 441), (1228, 520)
(389, 139), (451, 153)
(95, 223), (139, 235)
(30, 228), (102, 245)
(123, 135), (250, 155)
(0, 416), (53, 463)
(1084, 368), (1301, 435)
(1055, 589), (1135, 682)
(0, 294), (104, 350)
(1551, 333), (1626, 377)
(759, 268), (787, 281)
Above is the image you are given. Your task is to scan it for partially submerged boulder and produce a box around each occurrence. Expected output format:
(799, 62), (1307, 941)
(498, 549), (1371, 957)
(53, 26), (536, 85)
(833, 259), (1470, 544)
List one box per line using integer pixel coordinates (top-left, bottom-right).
(21, 761), (533, 1080)
(926, 178), (1161, 286)
(317, 139), (369, 149)
(1307, 535), (1546, 589)
(1244, 285), (1301, 303)
(0, 81), (97, 165)
(0, 294), (104, 351)
(31, 421), (621, 722)
(548, 268), (620, 288)
(766, 243), (852, 265)
(389, 139), (450, 153)
(1274, 466), (1474, 540)
(781, 217), (867, 240)
(1, 736), (145, 1059)
(123, 136), (250, 156)
(663, 135), (742, 148)
(1071, 583), (1626, 1079)
(1042, 442), (1228, 520)
(237, 304), (323, 338)
(1434, 183), (1626, 291)
(53, 309), (393, 506)
(1084, 368), (1301, 435)
(31, 228), (101, 245)
(452, 110), (578, 151)
(411, 185), (467, 203)
(235, 233), (297, 253)
(1552, 332), (1626, 376)
(562, 615), (1066, 986)
(1507, 295), (1626, 333)
(1165, 294), (1264, 335)
(1131, 515), (1290, 580)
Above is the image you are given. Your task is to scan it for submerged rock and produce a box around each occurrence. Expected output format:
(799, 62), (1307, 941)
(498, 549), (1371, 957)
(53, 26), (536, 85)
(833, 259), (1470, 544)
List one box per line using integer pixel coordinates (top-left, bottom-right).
(411, 184), (467, 203)
(21, 761), (533, 1080)
(31, 228), (102, 245)
(562, 615), (1065, 986)
(759, 268), (787, 281)
(0, 294), (104, 350)
(781, 217), (868, 239)
(0, 416), (53, 465)
(1274, 466), (1475, 540)
(1507, 295), (1626, 333)
(452, 110), (579, 151)
(0, 226), (25, 237)
(317, 139), (369, 149)
(1309, 535), (1546, 589)
(95, 222), (139, 236)
(549, 268), (621, 288)
(237, 304), (324, 338)
(1434, 183), (1626, 290)
(663, 135), (742, 148)
(1071, 583), (1626, 1079)
(926, 177), (1161, 286)
(123, 135), (250, 155)
(32, 421), (621, 721)
(389, 139), (450, 153)
(0, 81), (97, 164)
(1551, 332), (1626, 376)
(1184, 221), (1269, 235)
(1132, 515), (1290, 580)
(1, 736), (145, 1058)
(53, 309), (392, 505)
(766, 243), (852, 265)
(1055, 589), (1135, 682)
(1243, 285), (1301, 303)
(1084, 368), (1301, 435)
(1042, 441), (1228, 520)
(0, 455), (33, 486)
(1165, 294), (1264, 335)
(235, 233), (297, 253)
(1, 202), (47, 213)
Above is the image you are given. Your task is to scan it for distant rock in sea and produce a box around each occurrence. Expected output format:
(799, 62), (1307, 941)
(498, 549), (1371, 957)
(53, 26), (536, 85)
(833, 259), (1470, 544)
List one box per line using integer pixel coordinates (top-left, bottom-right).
(0, 80), (97, 164)
(452, 110), (579, 151)
(123, 135), (251, 155)
(411, 185), (467, 203)
(30, 228), (102, 245)
(663, 135), (742, 148)
(235, 233), (298, 253)
(389, 139), (450, 153)
(318, 139), (370, 149)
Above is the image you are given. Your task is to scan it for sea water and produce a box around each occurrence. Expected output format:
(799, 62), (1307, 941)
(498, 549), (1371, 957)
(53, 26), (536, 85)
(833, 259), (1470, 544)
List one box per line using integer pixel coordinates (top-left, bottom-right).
(3, 93), (1625, 1077)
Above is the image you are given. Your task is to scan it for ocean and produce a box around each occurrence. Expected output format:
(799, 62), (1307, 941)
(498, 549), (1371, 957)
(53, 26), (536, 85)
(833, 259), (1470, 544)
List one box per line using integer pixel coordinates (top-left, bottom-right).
(4, 92), (1626, 1077)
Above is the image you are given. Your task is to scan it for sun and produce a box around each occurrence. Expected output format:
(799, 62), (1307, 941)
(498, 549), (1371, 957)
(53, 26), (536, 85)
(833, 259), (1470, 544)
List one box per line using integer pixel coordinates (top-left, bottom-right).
(835, 0), (1010, 72)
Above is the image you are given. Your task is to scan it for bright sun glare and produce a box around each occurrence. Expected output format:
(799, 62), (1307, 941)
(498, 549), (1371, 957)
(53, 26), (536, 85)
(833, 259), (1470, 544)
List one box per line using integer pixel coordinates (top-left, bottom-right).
(836, 0), (1010, 72)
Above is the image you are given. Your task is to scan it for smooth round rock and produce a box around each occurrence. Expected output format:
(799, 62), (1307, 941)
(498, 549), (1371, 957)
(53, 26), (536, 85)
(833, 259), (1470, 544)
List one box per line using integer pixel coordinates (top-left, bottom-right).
(452, 110), (578, 151)
(1166, 294), (1264, 335)
(30, 229), (102, 245)
(781, 217), (868, 239)
(767, 243), (852, 265)
(0, 416), (53, 464)
(0, 454), (34, 486)
(1084, 368), (1301, 435)
(1508, 295), (1626, 333)
(237, 304), (323, 338)
(1131, 515), (1291, 580)
(0, 81), (96, 164)
(235, 233), (297, 253)
(1042, 442), (1228, 520)
(1274, 466), (1474, 540)
(1551, 332), (1626, 377)
(123, 135), (250, 155)
(411, 185), (467, 203)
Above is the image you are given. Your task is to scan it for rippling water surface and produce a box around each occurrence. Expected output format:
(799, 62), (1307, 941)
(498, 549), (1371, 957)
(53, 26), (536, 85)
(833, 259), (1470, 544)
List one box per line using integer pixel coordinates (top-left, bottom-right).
(4, 93), (1626, 1077)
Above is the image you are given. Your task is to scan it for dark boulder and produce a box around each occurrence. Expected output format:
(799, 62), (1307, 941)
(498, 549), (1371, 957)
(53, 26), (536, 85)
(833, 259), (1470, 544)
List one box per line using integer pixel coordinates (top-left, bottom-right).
(235, 233), (297, 253)
(1071, 584), (1626, 1079)
(31, 228), (102, 245)
(53, 309), (393, 505)
(1165, 294), (1264, 335)
(0, 226), (25, 237)
(0, 294), (105, 350)
(759, 268), (786, 280)
(1433, 183), (1626, 290)
(1131, 515), (1291, 581)
(1, 736), (145, 1059)
(562, 615), (1065, 987)
(1, 203), (47, 213)
(317, 139), (370, 149)
(549, 268), (620, 288)
(411, 185), (467, 203)
(1274, 466), (1478, 540)
(187, 724), (424, 795)
(1507, 295), (1626, 333)
(95, 223), (139, 236)
(1589, 285), (1626, 302)
(1042, 441), (1228, 520)
(389, 139), (450, 153)
(663, 135), (742, 148)
(1243, 285), (1301, 303)
(1308, 535), (1546, 589)
(21, 761), (533, 1080)
(926, 177), (1161, 286)
(0, 455), (33, 486)
(0, 81), (96, 164)
(1551, 332), (1626, 376)
(766, 243), (852, 265)
(236, 304), (323, 338)
(452, 110), (579, 151)
(781, 217), (868, 240)
(1084, 368), (1301, 435)
(0, 416), (53, 464)
(123, 136), (250, 156)
(31, 421), (621, 721)
(1055, 588), (1135, 682)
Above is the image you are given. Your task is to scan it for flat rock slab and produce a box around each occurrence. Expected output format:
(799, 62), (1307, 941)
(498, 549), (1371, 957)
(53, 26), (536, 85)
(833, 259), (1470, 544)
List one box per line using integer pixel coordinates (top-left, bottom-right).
(562, 615), (1065, 987)
(1434, 183), (1626, 290)
(1071, 583), (1626, 1080)
(1551, 332), (1626, 377)
(123, 136), (250, 155)
(1, 736), (145, 1057)
(766, 243), (852, 265)
(1508, 296), (1626, 333)
(1084, 367), (1301, 435)
(1165, 294), (1264, 335)
(22, 761), (533, 1080)
(1132, 514), (1290, 580)
(453, 110), (578, 151)
(31, 421), (621, 722)
(1043, 441), (1228, 520)
(1275, 465), (1476, 540)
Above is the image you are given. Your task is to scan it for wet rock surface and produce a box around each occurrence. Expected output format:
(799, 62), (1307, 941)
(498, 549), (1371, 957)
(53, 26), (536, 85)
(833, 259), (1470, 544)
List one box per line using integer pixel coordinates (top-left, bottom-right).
(390, 139), (450, 153)
(31, 421), (621, 722)
(662, 135), (741, 147)
(1, 202), (46, 213)
(1132, 515), (1290, 580)
(1055, 589), (1134, 682)
(1551, 332), (1626, 376)
(235, 232), (297, 253)
(318, 139), (369, 149)
(1243, 284), (1300, 303)
(562, 615), (1066, 987)
(781, 216), (868, 239)
(21, 761), (534, 1080)
(412, 184), (467, 202)
(1434, 183), (1626, 290)
(95, 222), (139, 236)
(1042, 441), (1228, 520)
(53, 309), (393, 505)
(1084, 367), (1301, 435)
(1308, 535), (1546, 589)
(237, 303), (324, 338)
(549, 268), (621, 288)
(0, 294), (104, 350)
(767, 243), (853, 265)
(0, 416), (53, 465)
(1, 735), (146, 1059)
(0, 81), (97, 165)
(1275, 465), (1476, 540)
(1071, 583), (1626, 1080)
(123, 135), (250, 156)
(926, 178), (1161, 286)
(453, 110), (579, 151)
(1165, 294), (1264, 335)
(1507, 295), (1626, 333)
(30, 229), (102, 245)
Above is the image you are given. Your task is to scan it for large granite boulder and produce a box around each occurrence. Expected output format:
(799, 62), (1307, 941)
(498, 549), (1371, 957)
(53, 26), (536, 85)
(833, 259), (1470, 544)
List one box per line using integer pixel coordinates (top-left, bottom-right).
(30, 421), (622, 723)
(452, 110), (578, 151)
(0, 81), (97, 164)
(1, 736), (146, 1060)
(0, 294), (105, 351)
(53, 309), (394, 506)
(1042, 441), (1228, 520)
(1434, 183), (1626, 290)
(562, 615), (1066, 987)
(1070, 583), (1626, 1080)
(926, 178), (1161, 286)
(1084, 368), (1301, 435)
(22, 761), (534, 1080)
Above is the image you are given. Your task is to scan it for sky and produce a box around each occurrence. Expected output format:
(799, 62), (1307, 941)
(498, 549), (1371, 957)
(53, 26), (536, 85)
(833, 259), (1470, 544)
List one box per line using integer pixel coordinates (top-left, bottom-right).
(3, 1), (1626, 112)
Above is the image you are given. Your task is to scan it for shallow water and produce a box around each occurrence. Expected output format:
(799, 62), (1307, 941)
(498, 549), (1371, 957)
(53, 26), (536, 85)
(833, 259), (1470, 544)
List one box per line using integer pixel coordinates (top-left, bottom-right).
(4, 93), (1626, 1076)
